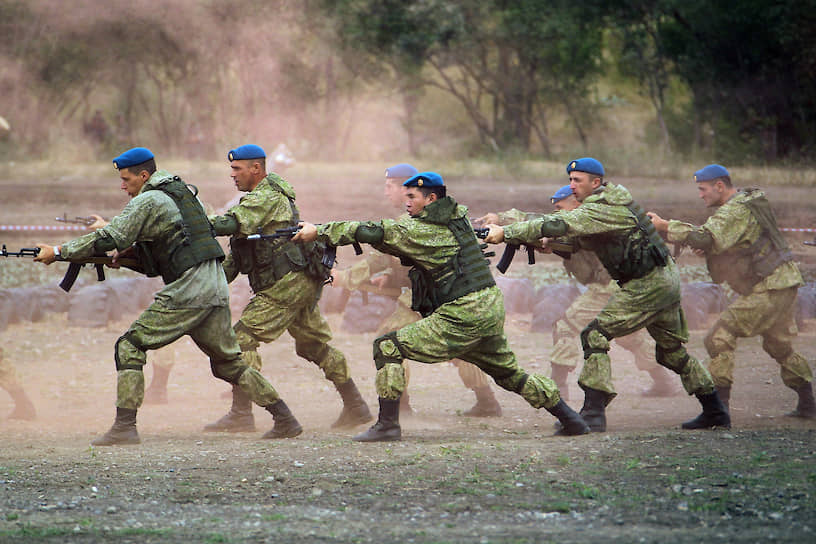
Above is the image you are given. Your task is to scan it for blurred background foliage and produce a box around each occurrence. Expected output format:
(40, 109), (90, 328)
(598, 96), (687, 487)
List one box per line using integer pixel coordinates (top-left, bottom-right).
(1, 0), (815, 167)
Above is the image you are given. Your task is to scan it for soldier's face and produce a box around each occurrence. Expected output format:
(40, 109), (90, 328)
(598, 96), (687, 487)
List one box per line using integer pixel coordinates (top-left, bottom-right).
(384, 179), (407, 209)
(119, 169), (149, 198)
(405, 187), (435, 217)
(553, 195), (580, 212)
(230, 160), (261, 192)
(697, 180), (725, 207)
(569, 172), (600, 202)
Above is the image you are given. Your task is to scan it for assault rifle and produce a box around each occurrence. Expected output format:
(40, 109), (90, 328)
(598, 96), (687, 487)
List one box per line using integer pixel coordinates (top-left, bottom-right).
(1, 244), (142, 292)
(246, 226), (364, 269)
(55, 213), (97, 227)
(473, 228), (573, 273)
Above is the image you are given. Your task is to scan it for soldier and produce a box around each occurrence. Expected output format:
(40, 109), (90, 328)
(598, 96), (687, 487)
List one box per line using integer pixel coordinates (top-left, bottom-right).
(648, 164), (814, 417)
(34, 147), (301, 445)
(0, 347), (36, 420)
(204, 144), (372, 433)
(81, 215), (175, 405)
(483, 158), (730, 432)
(477, 185), (679, 400)
(332, 163), (502, 416)
(294, 171), (590, 441)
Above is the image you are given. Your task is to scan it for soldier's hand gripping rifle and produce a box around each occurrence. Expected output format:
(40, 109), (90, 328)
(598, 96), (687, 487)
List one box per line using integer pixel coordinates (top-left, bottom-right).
(1, 244), (143, 292)
(247, 226), (364, 269)
(473, 228), (573, 273)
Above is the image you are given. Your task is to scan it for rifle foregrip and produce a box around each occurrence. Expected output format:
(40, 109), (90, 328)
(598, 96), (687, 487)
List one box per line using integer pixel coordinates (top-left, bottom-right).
(59, 262), (82, 292)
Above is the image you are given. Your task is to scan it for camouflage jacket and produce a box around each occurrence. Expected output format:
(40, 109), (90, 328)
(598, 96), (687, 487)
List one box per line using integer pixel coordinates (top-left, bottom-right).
(61, 170), (229, 309)
(315, 197), (504, 323)
(667, 189), (803, 293)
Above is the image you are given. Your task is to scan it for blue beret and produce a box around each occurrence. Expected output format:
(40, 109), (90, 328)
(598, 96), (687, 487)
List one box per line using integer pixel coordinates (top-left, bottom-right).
(228, 144), (266, 161)
(385, 163), (419, 179)
(694, 164), (729, 182)
(112, 147), (154, 170)
(550, 184), (574, 204)
(404, 171), (444, 188)
(566, 157), (604, 177)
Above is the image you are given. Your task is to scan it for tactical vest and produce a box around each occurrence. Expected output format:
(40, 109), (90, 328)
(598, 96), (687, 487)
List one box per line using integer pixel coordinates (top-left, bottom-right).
(135, 176), (224, 284)
(705, 189), (793, 295)
(229, 181), (330, 293)
(579, 200), (669, 284)
(404, 215), (496, 317)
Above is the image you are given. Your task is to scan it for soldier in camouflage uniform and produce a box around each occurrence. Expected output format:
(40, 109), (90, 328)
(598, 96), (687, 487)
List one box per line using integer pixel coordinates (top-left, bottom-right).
(332, 164), (501, 416)
(648, 164), (814, 418)
(35, 147), (300, 445)
(0, 347), (36, 420)
(477, 185), (679, 400)
(295, 171), (590, 441)
(484, 158), (730, 432)
(204, 144), (372, 433)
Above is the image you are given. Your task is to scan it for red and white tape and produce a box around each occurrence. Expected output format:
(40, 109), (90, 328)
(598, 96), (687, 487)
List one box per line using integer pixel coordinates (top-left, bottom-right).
(780, 227), (816, 233)
(0, 225), (88, 231)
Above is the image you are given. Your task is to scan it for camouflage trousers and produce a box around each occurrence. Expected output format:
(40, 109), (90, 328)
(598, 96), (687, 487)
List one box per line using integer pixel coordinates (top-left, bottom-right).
(233, 273), (350, 386)
(0, 347), (22, 391)
(579, 261), (715, 398)
(375, 295), (491, 391)
(115, 300), (280, 410)
(552, 282), (657, 373)
(705, 286), (813, 389)
(373, 286), (560, 409)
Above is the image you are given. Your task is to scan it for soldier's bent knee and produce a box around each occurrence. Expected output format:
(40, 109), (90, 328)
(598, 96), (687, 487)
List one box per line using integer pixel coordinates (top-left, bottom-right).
(115, 332), (144, 372)
(762, 337), (793, 362)
(210, 360), (246, 384)
(373, 332), (405, 370)
(295, 341), (329, 363)
(655, 343), (690, 373)
(580, 319), (611, 359)
(704, 321), (734, 357)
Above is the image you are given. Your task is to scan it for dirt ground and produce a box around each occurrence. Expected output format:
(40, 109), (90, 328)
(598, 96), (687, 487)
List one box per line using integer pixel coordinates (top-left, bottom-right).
(1, 166), (815, 543)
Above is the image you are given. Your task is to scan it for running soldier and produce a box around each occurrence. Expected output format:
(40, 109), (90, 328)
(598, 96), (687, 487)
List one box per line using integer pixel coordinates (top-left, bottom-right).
(648, 164), (814, 417)
(294, 171), (590, 441)
(204, 144), (372, 433)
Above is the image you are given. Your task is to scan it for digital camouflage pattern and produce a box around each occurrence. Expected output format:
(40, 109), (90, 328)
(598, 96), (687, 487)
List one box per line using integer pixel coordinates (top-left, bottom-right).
(667, 189), (812, 389)
(504, 183), (715, 397)
(316, 198), (560, 408)
(60, 170), (281, 409)
(217, 173), (352, 387)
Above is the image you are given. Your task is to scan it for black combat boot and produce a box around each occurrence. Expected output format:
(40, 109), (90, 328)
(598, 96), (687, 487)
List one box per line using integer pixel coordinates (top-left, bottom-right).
(579, 387), (611, 432)
(463, 386), (502, 417)
(716, 385), (731, 411)
(549, 400), (590, 436)
(785, 383), (816, 418)
(262, 399), (303, 439)
(331, 378), (374, 428)
(399, 390), (415, 415)
(550, 363), (571, 401)
(143, 365), (171, 405)
(203, 385), (256, 432)
(6, 386), (36, 421)
(353, 398), (401, 442)
(91, 408), (140, 446)
(641, 367), (681, 397)
(681, 391), (731, 429)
